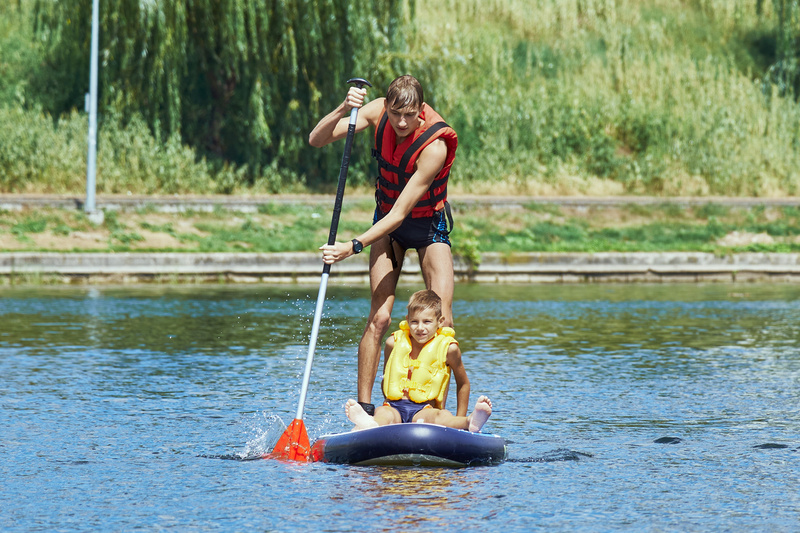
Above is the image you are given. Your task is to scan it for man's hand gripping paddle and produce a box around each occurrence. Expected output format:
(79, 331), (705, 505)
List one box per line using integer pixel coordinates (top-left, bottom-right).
(269, 78), (372, 461)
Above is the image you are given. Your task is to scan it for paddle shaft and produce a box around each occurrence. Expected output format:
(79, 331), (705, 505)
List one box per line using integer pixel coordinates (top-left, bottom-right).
(295, 79), (369, 420)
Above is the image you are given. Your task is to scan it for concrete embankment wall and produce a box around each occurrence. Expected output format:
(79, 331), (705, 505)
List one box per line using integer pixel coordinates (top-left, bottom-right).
(2, 251), (800, 284)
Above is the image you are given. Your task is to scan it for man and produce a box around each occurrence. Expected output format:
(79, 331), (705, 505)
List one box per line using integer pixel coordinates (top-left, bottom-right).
(309, 75), (458, 415)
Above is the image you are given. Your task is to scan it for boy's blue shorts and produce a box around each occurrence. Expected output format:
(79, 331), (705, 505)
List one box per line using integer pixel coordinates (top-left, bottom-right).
(385, 398), (432, 423)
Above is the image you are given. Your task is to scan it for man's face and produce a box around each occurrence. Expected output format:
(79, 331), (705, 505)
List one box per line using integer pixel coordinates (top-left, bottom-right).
(386, 104), (421, 141)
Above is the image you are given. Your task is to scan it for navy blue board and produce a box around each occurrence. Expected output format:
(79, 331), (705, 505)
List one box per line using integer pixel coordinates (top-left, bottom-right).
(310, 424), (507, 467)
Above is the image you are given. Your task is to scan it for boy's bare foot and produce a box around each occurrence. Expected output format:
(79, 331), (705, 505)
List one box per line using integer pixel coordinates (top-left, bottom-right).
(467, 395), (492, 433)
(345, 398), (379, 430)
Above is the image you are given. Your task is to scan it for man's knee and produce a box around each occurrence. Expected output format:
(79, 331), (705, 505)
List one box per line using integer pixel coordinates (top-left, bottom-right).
(441, 311), (454, 328)
(365, 310), (392, 337)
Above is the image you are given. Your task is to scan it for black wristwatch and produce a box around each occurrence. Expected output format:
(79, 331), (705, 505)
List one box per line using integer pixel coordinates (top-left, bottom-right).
(351, 239), (364, 254)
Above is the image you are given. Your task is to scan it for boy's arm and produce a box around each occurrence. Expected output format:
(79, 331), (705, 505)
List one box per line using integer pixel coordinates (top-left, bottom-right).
(380, 335), (395, 396)
(446, 343), (470, 417)
(383, 335), (394, 368)
(308, 90), (382, 147)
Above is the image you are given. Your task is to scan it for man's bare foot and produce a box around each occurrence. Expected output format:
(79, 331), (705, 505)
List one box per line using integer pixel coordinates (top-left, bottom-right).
(345, 399), (379, 430)
(467, 395), (492, 433)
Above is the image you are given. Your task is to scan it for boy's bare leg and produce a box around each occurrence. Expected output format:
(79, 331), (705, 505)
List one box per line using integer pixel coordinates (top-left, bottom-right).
(357, 238), (404, 405)
(413, 406), (463, 428)
(345, 399), (401, 430)
(345, 399), (379, 430)
(467, 395), (493, 433)
(414, 396), (493, 433)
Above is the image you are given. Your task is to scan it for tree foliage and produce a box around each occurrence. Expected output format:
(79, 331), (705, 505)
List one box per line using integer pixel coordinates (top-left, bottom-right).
(32, 0), (416, 186)
(768, 0), (800, 96)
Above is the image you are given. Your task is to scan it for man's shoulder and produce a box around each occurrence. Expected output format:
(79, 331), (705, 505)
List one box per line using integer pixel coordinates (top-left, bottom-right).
(418, 137), (448, 159)
(362, 98), (386, 123)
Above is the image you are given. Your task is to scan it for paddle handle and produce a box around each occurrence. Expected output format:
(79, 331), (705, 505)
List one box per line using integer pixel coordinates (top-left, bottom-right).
(323, 77), (371, 274)
(295, 77), (371, 420)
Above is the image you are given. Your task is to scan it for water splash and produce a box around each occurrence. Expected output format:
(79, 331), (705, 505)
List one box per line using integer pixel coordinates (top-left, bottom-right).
(239, 412), (286, 458)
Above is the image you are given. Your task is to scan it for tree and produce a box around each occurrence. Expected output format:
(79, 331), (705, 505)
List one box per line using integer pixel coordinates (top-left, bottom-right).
(768, 0), (800, 97)
(33, 0), (416, 187)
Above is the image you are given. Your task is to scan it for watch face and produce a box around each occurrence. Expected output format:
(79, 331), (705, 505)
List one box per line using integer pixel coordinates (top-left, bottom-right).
(352, 239), (363, 253)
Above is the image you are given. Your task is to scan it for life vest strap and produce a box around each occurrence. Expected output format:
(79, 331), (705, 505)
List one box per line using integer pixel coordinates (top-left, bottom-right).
(398, 122), (450, 173)
(376, 170), (448, 194)
(376, 174), (406, 193)
(371, 115), (452, 186)
(375, 175), (448, 210)
(375, 111), (389, 152)
(371, 148), (414, 180)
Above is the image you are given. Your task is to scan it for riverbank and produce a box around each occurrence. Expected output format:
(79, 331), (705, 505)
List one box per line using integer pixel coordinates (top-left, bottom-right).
(4, 193), (800, 211)
(3, 194), (800, 284)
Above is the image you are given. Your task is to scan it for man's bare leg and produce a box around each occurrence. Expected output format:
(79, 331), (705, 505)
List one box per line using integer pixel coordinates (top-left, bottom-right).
(357, 237), (405, 405)
(418, 243), (455, 327)
(418, 242), (455, 409)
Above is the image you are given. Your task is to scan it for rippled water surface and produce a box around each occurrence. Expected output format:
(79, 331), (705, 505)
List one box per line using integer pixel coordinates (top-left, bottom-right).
(2, 283), (799, 532)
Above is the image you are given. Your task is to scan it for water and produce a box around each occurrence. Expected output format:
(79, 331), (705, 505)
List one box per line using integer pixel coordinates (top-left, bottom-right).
(1, 283), (799, 532)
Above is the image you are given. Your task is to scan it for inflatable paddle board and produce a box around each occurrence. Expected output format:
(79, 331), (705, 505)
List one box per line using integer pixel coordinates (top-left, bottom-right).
(310, 423), (507, 467)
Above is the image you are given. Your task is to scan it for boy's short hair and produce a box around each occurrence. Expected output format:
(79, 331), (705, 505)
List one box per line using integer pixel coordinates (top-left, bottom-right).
(386, 75), (423, 112)
(407, 289), (442, 319)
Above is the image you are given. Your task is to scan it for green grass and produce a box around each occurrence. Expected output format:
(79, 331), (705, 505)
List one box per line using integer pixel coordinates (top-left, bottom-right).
(2, 202), (800, 255)
(140, 221), (177, 236)
(12, 217), (47, 235)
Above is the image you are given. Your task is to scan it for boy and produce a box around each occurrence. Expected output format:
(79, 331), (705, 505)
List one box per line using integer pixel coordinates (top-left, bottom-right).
(310, 75), (458, 417)
(344, 290), (492, 433)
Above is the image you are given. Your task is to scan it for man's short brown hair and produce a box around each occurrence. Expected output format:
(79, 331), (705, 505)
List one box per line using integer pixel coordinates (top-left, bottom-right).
(386, 75), (424, 112)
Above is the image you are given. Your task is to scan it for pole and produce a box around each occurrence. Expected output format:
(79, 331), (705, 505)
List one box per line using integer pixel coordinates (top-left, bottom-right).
(85, 0), (103, 224)
(269, 78), (371, 461)
(294, 77), (372, 420)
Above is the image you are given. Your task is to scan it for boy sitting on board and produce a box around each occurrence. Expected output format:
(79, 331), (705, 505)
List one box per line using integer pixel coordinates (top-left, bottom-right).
(345, 289), (492, 433)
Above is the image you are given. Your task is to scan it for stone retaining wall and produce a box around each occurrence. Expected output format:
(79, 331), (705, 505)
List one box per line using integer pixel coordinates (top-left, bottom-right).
(2, 251), (799, 284)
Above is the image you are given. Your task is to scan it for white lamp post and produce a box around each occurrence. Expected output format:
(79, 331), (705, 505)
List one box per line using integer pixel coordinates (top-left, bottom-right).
(85, 0), (103, 224)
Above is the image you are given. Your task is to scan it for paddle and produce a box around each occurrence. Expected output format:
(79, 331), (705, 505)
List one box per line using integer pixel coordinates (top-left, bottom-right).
(270, 77), (372, 461)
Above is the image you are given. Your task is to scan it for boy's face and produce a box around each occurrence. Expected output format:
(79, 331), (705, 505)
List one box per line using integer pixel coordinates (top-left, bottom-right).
(386, 104), (421, 141)
(407, 307), (444, 345)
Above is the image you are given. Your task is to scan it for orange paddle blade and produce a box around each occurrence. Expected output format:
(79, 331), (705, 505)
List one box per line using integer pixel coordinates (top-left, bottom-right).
(268, 419), (310, 461)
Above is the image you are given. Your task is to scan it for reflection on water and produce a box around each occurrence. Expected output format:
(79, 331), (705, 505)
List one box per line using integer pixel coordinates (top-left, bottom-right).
(1, 283), (799, 532)
(322, 465), (501, 531)
(345, 468), (466, 530)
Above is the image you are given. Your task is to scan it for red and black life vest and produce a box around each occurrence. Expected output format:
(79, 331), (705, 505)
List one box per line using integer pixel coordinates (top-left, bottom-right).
(372, 103), (458, 218)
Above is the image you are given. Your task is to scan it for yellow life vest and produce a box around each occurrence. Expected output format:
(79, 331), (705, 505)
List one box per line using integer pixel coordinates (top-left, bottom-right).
(382, 321), (457, 408)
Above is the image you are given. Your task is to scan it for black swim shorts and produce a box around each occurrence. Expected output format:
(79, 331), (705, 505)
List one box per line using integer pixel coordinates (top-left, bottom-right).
(373, 201), (453, 251)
